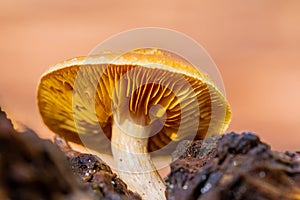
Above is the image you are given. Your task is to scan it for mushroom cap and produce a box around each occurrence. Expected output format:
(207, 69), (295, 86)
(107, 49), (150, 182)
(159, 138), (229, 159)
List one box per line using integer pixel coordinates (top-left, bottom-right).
(37, 48), (231, 154)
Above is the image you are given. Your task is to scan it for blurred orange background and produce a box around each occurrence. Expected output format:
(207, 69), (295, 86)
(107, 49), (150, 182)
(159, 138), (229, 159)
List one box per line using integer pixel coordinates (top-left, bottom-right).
(1, 0), (299, 151)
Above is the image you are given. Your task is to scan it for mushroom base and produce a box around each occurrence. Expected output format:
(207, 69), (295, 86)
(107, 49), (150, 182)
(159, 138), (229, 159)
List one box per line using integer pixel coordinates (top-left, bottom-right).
(111, 118), (166, 200)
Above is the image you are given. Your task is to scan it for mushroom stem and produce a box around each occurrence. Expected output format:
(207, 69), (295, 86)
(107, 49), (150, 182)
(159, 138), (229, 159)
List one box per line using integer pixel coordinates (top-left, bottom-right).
(111, 118), (166, 200)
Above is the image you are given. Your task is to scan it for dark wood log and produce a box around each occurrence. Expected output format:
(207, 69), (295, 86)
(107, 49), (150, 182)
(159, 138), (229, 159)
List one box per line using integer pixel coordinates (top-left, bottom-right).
(0, 107), (141, 200)
(2, 106), (300, 200)
(165, 132), (300, 200)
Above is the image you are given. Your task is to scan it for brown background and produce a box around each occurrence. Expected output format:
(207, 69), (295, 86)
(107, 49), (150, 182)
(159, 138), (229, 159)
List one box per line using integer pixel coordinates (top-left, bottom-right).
(1, 0), (300, 151)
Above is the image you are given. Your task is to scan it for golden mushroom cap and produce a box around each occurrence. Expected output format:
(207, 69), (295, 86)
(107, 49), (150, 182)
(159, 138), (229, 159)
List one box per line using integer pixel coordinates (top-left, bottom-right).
(37, 48), (231, 154)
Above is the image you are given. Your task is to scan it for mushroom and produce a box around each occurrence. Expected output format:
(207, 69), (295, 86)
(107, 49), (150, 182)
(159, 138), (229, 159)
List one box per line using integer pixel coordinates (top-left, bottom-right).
(37, 48), (231, 200)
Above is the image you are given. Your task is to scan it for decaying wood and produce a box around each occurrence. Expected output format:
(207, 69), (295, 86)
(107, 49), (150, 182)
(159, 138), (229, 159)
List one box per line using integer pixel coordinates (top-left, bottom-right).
(1, 106), (300, 200)
(166, 132), (300, 200)
(0, 107), (141, 200)
(54, 136), (141, 200)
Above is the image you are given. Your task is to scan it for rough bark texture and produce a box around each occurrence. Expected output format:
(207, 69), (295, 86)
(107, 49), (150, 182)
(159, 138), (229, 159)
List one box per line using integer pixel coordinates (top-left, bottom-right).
(0, 107), (141, 200)
(166, 132), (300, 200)
(0, 107), (91, 199)
(55, 136), (142, 200)
(2, 106), (300, 200)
